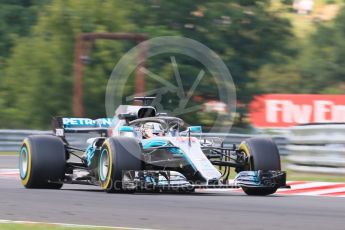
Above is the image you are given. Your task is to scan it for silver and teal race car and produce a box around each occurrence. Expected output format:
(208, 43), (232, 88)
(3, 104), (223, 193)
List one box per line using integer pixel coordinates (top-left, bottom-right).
(19, 97), (288, 195)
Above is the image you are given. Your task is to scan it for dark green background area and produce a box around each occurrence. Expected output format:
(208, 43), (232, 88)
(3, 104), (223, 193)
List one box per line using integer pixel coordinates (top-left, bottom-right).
(0, 0), (344, 129)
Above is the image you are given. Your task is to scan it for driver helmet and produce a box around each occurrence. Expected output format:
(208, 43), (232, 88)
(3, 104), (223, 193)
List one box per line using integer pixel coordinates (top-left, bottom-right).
(141, 122), (164, 139)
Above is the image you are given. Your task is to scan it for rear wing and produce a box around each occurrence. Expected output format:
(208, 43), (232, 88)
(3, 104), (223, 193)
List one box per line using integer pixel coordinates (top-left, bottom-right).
(52, 117), (114, 137)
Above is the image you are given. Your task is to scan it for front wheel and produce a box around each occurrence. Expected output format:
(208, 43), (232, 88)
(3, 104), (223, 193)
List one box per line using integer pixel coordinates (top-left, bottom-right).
(239, 137), (281, 196)
(99, 137), (142, 193)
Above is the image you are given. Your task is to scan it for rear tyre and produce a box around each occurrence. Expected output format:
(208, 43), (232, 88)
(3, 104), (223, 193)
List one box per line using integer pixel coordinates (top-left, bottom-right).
(19, 135), (66, 189)
(99, 137), (142, 193)
(239, 137), (281, 196)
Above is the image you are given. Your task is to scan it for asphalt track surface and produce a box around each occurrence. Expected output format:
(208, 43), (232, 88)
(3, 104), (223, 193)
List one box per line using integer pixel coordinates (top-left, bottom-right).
(0, 155), (18, 169)
(1, 155), (344, 230)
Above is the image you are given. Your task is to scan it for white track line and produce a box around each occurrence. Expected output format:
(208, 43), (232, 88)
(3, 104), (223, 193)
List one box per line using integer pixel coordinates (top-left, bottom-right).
(0, 169), (19, 179)
(0, 219), (157, 230)
(278, 182), (335, 191)
(305, 187), (345, 196)
(277, 181), (345, 197)
(0, 169), (19, 172)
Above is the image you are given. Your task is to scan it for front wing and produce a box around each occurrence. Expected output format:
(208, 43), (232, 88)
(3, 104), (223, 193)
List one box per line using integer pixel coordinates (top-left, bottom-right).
(122, 170), (289, 191)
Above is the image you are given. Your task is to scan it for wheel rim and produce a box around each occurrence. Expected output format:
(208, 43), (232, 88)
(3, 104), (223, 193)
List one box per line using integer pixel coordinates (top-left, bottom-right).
(19, 147), (28, 179)
(99, 149), (110, 181)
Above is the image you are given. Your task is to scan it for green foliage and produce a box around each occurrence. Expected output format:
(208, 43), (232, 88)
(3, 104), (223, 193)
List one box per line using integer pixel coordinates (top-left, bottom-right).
(0, 0), (295, 129)
(298, 6), (345, 93)
(0, 0), (49, 58)
(251, 2), (345, 97)
(7, 0), (345, 129)
(1, 0), (133, 128)
(122, 0), (294, 129)
(129, 0), (293, 103)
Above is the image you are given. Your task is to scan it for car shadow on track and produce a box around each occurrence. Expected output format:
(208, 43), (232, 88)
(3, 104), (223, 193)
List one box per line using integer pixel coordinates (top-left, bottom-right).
(61, 188), (285, 197)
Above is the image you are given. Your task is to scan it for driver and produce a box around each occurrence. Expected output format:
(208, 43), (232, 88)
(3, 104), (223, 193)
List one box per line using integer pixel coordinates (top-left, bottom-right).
(141, 122), (164, 139)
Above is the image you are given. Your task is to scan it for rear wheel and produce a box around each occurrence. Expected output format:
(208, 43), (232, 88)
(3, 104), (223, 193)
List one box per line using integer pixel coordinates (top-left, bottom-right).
(239, 137), (281, 196)
(19, 135), (66, 189)
(99, 137), (142, 193)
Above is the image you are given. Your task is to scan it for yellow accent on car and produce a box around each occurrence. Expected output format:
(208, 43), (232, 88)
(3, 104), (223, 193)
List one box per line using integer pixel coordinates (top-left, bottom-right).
(239, 142), (252, 170)
(100, 139), (113, 190)
(21, 138), (32, 186)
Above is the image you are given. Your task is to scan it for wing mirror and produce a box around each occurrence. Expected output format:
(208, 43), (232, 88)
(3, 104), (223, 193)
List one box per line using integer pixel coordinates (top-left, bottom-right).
(187, 126), (202, 133)
(118, 113), (137, 121)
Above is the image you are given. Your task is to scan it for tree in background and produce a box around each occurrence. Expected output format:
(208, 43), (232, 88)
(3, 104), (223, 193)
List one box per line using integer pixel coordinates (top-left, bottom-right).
(126, 0), (294, 128)
(1, 0), (133, 128)
(299, 5), (345, 94)
(0, 0), (50, 59)
(0, 0), (50, 128)
(129, 0), (293, 103)
(252, 3), (345, 96)
(1, 0), (294, 129)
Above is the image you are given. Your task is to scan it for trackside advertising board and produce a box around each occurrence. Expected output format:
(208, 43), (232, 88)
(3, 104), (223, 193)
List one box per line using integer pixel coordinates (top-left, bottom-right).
(249, 94), (345, 128)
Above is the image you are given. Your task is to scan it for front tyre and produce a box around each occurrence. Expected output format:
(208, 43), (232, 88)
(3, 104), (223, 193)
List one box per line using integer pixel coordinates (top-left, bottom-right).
(99, 137), (142, 193)
(239, 137), (281, 196)
(19, 135), (66, 189)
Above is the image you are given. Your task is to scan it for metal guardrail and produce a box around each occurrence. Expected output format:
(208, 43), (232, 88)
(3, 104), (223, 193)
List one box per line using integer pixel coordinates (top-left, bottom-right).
(0, 130), (288, 155)
(0, 130), (51, 152)
(0, 130), (97, 151)
(287, 124), (345, 175)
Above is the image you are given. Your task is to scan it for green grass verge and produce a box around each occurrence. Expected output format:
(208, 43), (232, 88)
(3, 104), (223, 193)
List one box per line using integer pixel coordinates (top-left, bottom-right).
(0, 223), (120, 230)
(285, 169), (345, 182)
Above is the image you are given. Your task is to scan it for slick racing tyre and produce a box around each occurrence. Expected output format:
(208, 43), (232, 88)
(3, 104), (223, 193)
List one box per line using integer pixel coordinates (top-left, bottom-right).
(239, 137), (281, 196)
(19, 135), (66, 189)
(99, 137), (142, 193)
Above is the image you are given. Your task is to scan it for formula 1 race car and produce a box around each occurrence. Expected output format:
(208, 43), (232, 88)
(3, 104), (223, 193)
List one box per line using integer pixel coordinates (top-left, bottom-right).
(19, 97), (289, 195)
